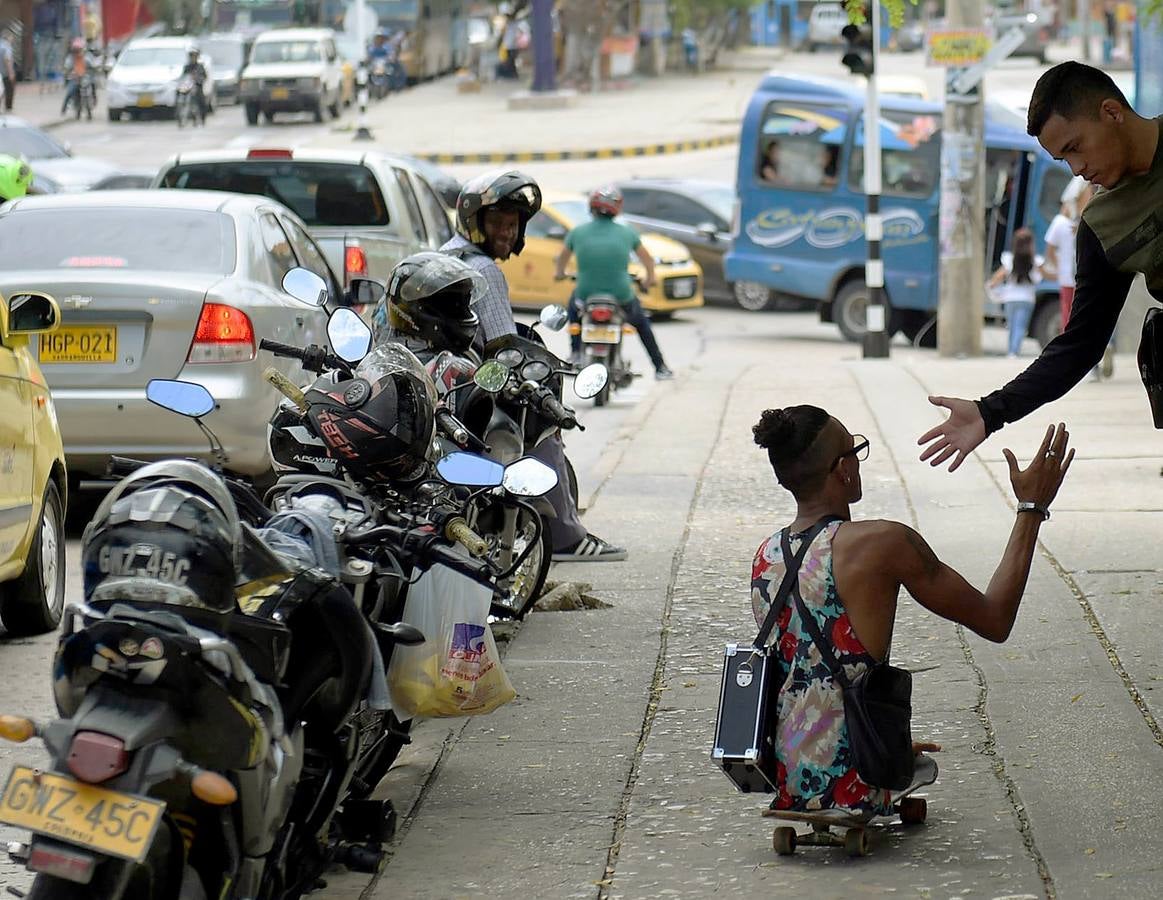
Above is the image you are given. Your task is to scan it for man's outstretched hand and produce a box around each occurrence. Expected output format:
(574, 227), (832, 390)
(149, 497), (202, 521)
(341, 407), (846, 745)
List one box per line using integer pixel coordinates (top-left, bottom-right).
(917, 396), (987, 472)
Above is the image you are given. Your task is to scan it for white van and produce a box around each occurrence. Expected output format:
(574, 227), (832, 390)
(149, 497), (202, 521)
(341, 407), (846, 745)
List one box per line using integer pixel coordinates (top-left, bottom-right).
(239, 28), (344, 125)
(106, 36), (215, 121)
(807, 3), (849, 52)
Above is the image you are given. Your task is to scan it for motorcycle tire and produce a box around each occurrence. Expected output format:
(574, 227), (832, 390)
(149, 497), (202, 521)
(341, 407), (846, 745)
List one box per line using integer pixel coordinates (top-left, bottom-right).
(491, 508), (551, 620)
(349, 713), (412, 800)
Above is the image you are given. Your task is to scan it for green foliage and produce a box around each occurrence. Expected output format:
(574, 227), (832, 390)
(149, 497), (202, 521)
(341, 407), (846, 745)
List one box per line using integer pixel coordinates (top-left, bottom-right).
(1146, 0), (1163, 22)
(844, 0), (918, 29)
(671, 0), (753, 29)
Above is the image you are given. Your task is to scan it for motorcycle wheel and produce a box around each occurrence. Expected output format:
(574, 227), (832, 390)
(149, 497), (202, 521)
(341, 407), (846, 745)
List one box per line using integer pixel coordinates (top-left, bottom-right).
(349, 713), (412, 800)
(491, 509), (552, 620)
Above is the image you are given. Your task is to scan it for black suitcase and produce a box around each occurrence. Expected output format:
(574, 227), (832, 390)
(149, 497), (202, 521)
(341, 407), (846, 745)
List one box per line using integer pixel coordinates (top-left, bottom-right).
(711, 642), (780, 793)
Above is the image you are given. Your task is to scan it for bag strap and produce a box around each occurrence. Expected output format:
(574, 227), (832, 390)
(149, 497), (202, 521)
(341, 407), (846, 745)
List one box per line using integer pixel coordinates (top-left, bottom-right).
(779, 521), (852, 690)
(753, 516), (840, 650)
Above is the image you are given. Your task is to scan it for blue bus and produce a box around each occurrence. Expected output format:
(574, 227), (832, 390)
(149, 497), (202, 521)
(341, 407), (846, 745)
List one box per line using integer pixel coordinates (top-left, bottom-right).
(724, 73), (1072, 346)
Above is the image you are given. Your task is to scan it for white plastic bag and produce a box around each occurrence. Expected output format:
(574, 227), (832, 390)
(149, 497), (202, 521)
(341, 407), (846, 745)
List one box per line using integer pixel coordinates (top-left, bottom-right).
(387, 563), (515, 717)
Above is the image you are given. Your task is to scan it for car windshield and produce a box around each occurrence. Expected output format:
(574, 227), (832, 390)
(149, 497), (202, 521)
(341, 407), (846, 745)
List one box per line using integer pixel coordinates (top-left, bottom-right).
(203, 40), (245, 68)
(0, 208), (237, 273)
(117, 46), (189, 67)
(159, 161), (391, 228)
(683, 185), (734, 223)
(0, 126), (68, 160)
(252, 41), (321, 64)
(552, 199), (590, 227)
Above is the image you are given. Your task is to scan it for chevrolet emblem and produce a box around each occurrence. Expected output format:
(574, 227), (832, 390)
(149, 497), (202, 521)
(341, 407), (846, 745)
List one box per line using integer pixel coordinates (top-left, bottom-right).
(61, 295), (94, 309)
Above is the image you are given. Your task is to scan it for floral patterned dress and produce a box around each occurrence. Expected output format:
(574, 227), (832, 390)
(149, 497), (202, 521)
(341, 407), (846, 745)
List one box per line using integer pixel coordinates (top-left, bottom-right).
(751, 521), (894, 817)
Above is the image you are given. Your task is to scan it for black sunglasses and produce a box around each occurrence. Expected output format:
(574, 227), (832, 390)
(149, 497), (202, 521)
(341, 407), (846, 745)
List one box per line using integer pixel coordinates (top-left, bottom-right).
(831, 434), (870, 471)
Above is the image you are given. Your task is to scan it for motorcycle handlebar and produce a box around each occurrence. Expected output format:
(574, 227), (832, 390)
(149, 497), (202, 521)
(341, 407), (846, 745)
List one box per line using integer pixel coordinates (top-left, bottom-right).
(540, 393), (579, 431)
(259, 339), (303, 360)
(347, 523), (496, 587)
(263, 367), (309, 413)
(444, 517), (489, 558)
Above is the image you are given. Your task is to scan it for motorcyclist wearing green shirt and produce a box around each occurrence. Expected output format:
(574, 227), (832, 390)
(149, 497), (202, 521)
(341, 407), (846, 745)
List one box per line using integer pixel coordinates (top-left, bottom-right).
(554, 186), (674, 380)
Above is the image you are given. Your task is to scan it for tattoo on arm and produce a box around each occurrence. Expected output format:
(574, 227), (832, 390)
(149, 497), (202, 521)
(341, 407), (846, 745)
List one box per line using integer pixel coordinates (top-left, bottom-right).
(904, 527), (941, 579)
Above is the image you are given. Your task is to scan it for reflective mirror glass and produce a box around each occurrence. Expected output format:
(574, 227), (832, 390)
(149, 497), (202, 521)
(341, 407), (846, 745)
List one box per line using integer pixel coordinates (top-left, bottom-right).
(473, 359), (509, 393)
(521, 360), (551, 382)
(327, 308), (372, 363)
(539, 304), (568, 331)
(502, 457), (558, 497)
(435, 451), (505, 487)
(6, 293), (58, 333)
(573, 363), (609, 399)
(281, 267), (328, 306)
(495, 348), (524, 369)
(146, 379), (215, 418)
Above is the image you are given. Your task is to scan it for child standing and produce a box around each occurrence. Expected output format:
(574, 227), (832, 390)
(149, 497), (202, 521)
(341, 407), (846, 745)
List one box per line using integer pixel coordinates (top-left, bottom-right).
(989, 227), (1040, 358)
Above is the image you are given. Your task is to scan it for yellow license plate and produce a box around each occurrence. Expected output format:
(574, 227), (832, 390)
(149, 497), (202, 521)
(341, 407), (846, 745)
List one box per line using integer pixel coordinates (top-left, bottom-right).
(270, 87), (290, 100)
(136, 94), (153, 107)
(40, 326), (117, 364)
(582, 324), (620, 344)
(0, 767), (166, 863)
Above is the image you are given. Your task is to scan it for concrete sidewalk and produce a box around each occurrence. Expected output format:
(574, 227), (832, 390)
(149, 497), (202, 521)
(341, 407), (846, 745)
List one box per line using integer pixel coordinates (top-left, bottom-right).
(367, 312), (1163, 899)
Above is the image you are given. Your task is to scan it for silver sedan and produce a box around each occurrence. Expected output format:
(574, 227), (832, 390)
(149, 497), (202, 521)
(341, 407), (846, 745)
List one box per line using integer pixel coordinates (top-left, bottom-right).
(0, 190), (340, 483)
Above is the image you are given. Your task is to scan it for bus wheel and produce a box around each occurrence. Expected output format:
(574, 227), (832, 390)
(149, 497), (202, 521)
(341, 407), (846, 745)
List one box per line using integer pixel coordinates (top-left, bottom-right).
(733, 280), (775, 312)
(834, 280), (870, 343)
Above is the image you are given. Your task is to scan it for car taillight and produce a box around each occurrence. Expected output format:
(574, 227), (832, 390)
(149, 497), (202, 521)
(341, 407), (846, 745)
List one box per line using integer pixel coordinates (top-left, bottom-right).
(589, 307), (613, 323)
(67, 731), (129, 784)
(28, 841), (97, 884)
(188, 303), (256, 363)
(345, 243), (368, 283)
(247, 148), (294, 159)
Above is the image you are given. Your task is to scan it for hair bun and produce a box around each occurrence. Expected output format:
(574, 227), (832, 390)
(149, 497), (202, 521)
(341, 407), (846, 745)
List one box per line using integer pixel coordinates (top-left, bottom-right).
(752, 408), (794, 450)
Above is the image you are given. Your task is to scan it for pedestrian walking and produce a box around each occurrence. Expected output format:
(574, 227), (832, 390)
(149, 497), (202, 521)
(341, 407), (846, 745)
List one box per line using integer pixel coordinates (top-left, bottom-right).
(0, 31), (16, 112)
(989, 228), (1040, 359)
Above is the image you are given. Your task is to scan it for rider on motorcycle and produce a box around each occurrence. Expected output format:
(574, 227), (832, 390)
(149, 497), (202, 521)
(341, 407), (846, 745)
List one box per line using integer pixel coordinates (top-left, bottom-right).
(372, 250), (483, 358)
(555, 185), (674, 380)
(60, 38), (91, 115)
(180, 46), (209, 118)
(0, 153), (32, 201)
(438, 173), (628, 563)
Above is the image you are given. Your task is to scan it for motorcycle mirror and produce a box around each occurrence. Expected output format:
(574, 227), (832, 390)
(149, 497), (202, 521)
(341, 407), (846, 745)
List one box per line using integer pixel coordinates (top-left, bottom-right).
(573, 363), (609, 400)
(327, 308), (372, 363)
(146, 379), (215, 418)
(538, 304), (568, 332)
(473, 359), (509, 393)
(281, 267), (329, 306)
(435, 451), (505, 487)
(502, 456), (558, 497)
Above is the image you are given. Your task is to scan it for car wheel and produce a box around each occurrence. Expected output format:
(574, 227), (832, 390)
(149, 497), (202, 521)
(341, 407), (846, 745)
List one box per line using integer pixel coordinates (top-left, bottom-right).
(245, 102), (259, 125)
(262, 107), (275, 124)
(732, 280), (776, 312)
(0, 481), (66, 636)
(108, 108), (121, 122)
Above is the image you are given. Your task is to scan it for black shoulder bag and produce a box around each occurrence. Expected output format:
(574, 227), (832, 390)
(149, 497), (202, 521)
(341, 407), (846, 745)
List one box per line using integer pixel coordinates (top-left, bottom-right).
(780, 528), (915, 791)
(711, 517), (837, 793)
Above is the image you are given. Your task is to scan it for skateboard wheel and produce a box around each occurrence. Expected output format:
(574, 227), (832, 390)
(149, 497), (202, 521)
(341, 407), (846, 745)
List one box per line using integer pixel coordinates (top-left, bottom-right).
(773, 826), (797, 856)
(844, 827), (869, 857)
(898, 797), (927, 825)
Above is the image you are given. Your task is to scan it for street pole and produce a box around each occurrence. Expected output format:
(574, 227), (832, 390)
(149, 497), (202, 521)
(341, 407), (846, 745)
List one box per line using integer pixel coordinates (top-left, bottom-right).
(353, 0), (372, 141)
(862, 0), (889, 359)
(1079, 0), (1091, 60)
(531, 0), (556, 92)
(936, 0), (986, 357)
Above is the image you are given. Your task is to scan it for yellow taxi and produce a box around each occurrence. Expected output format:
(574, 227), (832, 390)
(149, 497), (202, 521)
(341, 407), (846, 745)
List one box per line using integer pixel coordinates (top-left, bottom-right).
(500, 193), (705, 318)
(0, 290), (67, 636)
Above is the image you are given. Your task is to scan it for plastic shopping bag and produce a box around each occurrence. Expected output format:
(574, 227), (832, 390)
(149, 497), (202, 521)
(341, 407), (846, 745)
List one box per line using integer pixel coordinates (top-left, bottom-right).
(387, 563), (515, 718)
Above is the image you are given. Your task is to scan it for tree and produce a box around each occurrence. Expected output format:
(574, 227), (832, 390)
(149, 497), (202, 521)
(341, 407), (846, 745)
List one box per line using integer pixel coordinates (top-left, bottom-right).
(671, 0), (752, 68)
(843, 0), (917, 28)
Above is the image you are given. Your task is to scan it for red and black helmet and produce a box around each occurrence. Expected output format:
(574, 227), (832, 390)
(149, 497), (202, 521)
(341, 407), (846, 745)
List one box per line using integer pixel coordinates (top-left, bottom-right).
(588, 185), (623, 218)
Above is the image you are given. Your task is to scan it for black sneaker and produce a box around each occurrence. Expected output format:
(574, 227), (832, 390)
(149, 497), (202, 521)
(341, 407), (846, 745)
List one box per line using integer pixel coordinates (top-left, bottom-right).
(655, 366), (675, 380)
(552, 534), (628, 562)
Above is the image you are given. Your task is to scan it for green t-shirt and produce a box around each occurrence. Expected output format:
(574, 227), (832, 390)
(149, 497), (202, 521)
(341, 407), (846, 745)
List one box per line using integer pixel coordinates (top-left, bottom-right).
(566, 216), (641, 304)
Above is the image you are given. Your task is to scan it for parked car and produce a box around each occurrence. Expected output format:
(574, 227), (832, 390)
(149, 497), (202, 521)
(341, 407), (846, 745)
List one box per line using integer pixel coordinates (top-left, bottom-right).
(500, 193), (704, 318)
(989, 3), (1049, 64)
(398, 154), (460, 209)
(0, 115), (120, 191)
(0, 289), (67, 636)
(89, 168), (157, 190)
(0, 191), (338, 485)
(806, 2), (848, 52)
(201, 32), (253, 105)
(154, 147), (454, 288)
(615, 179), (735, 304)
(106, 35), (216, 121)
(239, 27), (345, 124)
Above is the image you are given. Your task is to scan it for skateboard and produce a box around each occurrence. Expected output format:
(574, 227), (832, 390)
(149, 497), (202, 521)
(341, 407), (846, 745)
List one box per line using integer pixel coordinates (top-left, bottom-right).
(761, 754), (938, 857)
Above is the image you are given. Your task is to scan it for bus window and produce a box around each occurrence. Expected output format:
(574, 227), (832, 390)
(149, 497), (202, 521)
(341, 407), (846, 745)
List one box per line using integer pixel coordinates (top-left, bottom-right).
(1037, 167), (1074, 224)
(756, 103), (850, 191)
(847, 111), (941, 198)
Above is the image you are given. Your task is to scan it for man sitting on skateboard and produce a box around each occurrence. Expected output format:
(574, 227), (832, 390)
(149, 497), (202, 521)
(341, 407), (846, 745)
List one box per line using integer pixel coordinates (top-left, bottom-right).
(750, 407), (1072, 817)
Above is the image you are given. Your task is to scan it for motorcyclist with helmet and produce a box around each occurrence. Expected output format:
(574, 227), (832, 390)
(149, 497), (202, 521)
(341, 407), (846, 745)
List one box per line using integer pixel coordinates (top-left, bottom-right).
(181, 46), (209, 119)
(61, 38), (94, 116)
(0, 153), (32, 201)
(555, 185), (673, 380)
(437, 173), (628, 562)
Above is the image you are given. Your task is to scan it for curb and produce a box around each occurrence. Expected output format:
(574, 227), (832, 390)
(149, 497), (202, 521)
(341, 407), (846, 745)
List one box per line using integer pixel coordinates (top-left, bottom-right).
(416, 133), (738, 165)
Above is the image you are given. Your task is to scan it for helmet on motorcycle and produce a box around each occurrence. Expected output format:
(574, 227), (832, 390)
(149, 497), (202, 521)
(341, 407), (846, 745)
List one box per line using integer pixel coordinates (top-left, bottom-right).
(454, 169), (541, 257)
(267, 397), (341, 477)
(589, 185), (623, 218)
(306, 344), (437, 483)
(373, 251), (483, 354)
(81, 460), (242, 614)
(0, 154), (32, 202)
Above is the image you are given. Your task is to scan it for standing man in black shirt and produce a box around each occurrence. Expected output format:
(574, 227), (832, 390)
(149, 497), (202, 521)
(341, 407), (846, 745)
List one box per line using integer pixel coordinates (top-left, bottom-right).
(918, 62), (1163, 472)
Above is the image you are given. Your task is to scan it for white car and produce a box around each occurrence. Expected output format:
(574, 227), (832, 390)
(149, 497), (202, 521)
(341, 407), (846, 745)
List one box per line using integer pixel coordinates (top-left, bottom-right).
(107, 36), (215, 121)
(239, 28), (344, 125)
(806, 3), (848, 51)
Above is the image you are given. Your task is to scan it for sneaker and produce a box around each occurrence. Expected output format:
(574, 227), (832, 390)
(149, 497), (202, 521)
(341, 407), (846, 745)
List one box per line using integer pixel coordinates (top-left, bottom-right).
(552, 533), (628, 562)
(655, 366), (675, 380)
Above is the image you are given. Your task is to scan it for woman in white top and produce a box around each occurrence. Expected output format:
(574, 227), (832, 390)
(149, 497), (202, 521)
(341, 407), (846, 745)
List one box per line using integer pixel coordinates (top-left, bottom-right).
(1043, 175), (1092, 330)
(989, 227), (1041, 358)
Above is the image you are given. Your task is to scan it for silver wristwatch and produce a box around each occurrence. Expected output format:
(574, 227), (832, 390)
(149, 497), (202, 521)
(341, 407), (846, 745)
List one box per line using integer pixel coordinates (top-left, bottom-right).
(1016, 501), (1050, 520)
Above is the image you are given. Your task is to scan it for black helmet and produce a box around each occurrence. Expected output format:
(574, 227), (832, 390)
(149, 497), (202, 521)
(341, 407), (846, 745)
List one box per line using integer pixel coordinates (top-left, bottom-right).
(306, 344), (437, 484)
(267, 397), (341, 477)
(81, 461), (242, 614)
(373, 251), (483, 354)
(455, 169), (541, 257)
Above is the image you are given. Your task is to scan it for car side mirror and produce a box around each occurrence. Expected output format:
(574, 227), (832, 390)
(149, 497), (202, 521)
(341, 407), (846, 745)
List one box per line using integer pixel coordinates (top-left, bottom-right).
(5, 292), (61, 335)
(545, 224), (567, 241)
(345, 276), (387, 307)
(696, 222), (719, 241)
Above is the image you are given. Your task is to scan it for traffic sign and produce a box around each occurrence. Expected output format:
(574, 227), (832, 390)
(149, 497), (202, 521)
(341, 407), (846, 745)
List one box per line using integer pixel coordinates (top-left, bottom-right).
(949, 26), (1029, 95)
(927, 28), (989, 67)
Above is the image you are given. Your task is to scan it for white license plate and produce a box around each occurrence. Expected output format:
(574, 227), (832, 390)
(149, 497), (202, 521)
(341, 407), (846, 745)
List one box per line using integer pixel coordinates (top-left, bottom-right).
(668, 278), (696, 299)
(582, 324), (620, 344)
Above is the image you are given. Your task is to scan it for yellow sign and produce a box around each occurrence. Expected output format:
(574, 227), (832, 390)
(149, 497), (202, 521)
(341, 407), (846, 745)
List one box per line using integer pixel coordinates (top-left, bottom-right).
(40, 326), (117, 364)
(927, 29), (991, 67)
(0, 767), (166, 862)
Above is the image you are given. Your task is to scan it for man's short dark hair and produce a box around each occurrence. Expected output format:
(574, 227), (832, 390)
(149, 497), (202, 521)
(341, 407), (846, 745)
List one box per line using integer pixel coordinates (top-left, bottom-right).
(1027, 62), (1131, 137)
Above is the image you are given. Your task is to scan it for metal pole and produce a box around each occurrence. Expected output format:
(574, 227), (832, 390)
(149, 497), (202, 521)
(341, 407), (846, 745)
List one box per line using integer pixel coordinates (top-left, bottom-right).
(353, 0), (373, 141)
(862, 0), (889, 359)
(531, 0), (556, 92)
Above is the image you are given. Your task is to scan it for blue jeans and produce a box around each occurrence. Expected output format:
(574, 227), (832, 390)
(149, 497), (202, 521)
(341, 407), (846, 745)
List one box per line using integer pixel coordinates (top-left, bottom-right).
(568, 294), (666, 371)
(1004, 301), (1034, 356)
